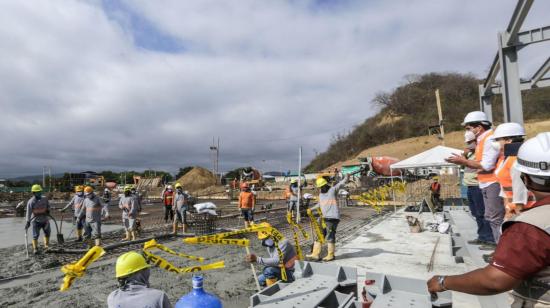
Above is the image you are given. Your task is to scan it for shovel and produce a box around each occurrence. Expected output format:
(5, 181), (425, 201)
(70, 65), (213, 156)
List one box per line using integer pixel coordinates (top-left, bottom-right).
(56, 214), (65, 245)
(24, 227), (29, 258)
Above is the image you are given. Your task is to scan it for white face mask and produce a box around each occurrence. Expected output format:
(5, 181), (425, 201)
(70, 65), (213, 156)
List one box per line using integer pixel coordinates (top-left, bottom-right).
(467, 143), (476, 150)
(491, 141), (501, 151)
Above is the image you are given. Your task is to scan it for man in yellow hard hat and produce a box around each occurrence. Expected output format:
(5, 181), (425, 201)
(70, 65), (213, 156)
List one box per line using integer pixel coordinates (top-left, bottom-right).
(60, 185), (86, 241)
(306, 174), (349, 262)
(107, 251), (171, 308)
(119, 186), (138, 241)
(245, 223), (297, 287)
(25, 184), (51, 254)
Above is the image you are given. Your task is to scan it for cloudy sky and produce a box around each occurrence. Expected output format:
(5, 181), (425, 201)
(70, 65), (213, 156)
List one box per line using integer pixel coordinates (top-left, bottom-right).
(1, 0), (549, 177)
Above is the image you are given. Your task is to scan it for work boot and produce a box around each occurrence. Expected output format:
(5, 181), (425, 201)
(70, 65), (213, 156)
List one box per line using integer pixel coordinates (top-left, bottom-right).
(122, 231), (130, 241)
(482, 252), (494, 263)
(130, 231), (136, 241)
(467, 239), (485, 245)
(76, 229), (83, 242)
(479, 243), (497, 251)
(182, 224), (188, 234)
(32, 239), (38, 254)
(172, 224), (177, 235)
(266, 278), (278, 286)
(306, 241), (322, 261)
(322, 243), (336, 262)
(43, 236), (50, 249)
(94, 239), (101, 247)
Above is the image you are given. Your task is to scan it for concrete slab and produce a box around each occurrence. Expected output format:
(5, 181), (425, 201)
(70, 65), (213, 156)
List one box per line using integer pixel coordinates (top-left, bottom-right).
(331, 209), (497, 308)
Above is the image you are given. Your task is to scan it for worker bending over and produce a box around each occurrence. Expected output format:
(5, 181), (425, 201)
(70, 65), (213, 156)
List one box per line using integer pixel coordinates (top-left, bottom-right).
(246, 223), (297, 287)
(25, 184), (51, 254)
(307, 174), (350, 262)
(428, 133), (550, 307)
(78, 186), (109, 247)
(172, 183), (188, 234)
(238, 182), (255, 228)
(119, 186), (138, 241)
(161, 185), (174, 223)
(60, 185), (86, 242)
(108, 251), (171, 308)
(492, 123), (534, 219)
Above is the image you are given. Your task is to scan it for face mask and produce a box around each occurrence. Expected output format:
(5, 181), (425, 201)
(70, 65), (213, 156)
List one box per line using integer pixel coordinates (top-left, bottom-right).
(466, 143), (476, 150)
(85, 192), (92, 198)
(491, 141), (501, 151)
(262, 239), (274, 247)
(77, 192), (84, 197)
(34, 193), (42, 199)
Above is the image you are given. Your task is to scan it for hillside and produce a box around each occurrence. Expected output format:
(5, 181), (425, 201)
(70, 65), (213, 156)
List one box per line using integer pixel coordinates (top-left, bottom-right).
(305, 72), (550, 172)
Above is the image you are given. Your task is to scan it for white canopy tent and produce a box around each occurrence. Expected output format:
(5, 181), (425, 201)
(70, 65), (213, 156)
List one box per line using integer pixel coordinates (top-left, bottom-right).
(390, 145), (463, 171)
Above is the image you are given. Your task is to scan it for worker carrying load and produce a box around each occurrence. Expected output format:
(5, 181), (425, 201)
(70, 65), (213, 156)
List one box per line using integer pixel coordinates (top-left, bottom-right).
(245, 223), (298, 287)
(491, 122), (534, 219)
(161, 185), (175, 223)
(60, 185), (86, 242)
(25, 184), (51, 254)
(119, 185), (138, 241)
(430, 176), (441, 208)
(428, 132), (550, 307)
(78, 186), (109, 247)
(238, 182), (255, 228)
(172, 183), (189, 235)
(307, 173), (350, 262)
(107, 251), (171, 308)
(286, 179), (299, 218)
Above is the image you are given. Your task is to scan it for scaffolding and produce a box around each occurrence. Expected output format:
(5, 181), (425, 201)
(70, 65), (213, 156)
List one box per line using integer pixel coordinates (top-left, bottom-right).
(479, 0), (550, 124)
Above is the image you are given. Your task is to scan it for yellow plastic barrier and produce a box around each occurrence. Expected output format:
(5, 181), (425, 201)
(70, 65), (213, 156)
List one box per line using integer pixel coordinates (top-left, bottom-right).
(142, 239), (224, 274)
(60, 246), (105, 291)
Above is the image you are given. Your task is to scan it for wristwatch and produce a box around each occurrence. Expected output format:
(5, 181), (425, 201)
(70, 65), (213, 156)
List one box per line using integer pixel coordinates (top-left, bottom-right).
(437, 276), (448, 291)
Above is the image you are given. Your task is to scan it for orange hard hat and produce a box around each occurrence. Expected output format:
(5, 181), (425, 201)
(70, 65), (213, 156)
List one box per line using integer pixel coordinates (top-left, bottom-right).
(84, 186), (94, 193)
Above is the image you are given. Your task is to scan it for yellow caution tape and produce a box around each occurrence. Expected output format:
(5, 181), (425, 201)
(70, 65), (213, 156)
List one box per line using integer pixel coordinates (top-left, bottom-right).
(286, 212), (309, 260)
(183, 222), (289, 282)
(142, 239), (224, 274)
(60, 246), (105, 291)
(358, 181), (407, 213)
(306, 208), (326, 244)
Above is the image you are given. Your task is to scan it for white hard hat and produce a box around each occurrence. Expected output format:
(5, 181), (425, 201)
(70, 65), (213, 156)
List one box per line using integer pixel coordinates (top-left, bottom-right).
(462, 111), (490, 126)
(464, 131), (476, 143)
(167, 185), (173, 190)
(514, 132), (550, 177)
(492, 122), (525, 140)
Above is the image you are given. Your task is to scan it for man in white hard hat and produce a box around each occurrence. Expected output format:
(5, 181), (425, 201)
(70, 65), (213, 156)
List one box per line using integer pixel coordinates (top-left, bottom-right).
(446, 111), (503, 254)
(461, 131), (494, 246)
(428, 132), (550, 306)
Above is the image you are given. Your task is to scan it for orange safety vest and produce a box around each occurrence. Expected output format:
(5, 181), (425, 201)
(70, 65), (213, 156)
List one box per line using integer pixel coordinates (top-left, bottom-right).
(239, 192), (255, 209)
(163, 190), (174, 206)
(284, 187), (292, 199)
(475, 131), (498, 183)
(495, 156), (537, 208)
(431, 183), (441, 193)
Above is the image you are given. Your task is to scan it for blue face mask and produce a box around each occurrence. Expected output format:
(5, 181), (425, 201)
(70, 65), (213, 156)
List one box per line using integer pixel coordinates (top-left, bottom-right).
(34, 193), (42, 199)
(262, 239), (274, 247)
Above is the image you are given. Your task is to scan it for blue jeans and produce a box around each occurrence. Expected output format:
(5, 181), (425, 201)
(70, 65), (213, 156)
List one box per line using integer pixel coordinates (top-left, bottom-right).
(467, 186), (494, 243)
(258, 267), (295, 287)
(32, 220), (51, 240)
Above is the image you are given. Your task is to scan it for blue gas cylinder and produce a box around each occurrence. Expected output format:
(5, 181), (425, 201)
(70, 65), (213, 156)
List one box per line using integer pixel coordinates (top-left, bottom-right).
(175, 275), (223, 308)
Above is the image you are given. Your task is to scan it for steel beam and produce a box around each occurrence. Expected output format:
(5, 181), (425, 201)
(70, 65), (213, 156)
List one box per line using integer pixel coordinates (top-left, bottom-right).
(510, 25), (550, 48)
(504, 0), (534, 46)
(488, 77), (550, 95)
(498, 33), (524, 124)
(531, 57), (550, 87)
(479, 84), (494, 123)
(483, 53), (501, 94)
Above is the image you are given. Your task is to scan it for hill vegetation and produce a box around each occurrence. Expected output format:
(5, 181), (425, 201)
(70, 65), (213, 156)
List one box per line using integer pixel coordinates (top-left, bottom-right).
(305, 72), (550, 172)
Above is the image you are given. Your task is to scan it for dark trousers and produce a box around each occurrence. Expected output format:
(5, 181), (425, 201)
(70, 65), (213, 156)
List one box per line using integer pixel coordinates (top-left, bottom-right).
(467, 186), (494, 243)
(163, 206), (173, 222)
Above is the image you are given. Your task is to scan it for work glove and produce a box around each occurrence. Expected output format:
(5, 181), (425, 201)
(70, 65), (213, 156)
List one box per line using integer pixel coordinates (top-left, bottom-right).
(306, 209), (312, 215)
(25, 221), (30, 230)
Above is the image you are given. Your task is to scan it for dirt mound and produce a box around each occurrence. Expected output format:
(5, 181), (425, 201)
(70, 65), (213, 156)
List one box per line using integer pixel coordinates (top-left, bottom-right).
(176, 167), (217, 193)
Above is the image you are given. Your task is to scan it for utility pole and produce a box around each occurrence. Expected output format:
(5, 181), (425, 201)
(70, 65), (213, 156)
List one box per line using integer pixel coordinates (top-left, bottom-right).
(42, 166), (46, 188)
(435, 89), (445, 146)
(209, 137), (220, 184)
(297, 146), (302, 223)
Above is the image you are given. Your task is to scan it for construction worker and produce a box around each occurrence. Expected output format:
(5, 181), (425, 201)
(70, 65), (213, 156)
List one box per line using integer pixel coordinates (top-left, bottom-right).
(306, 173), (350, 262)
(107, 251), (171, 308)
(103, 188), (111, 204)
(78, 186), (109, 247)
(430, 176), (441, 207)
(172, 183), (188, 234)
(238, 182), (255, 228)
(119, 186), (138, 241)
(446, 111), (504, 249)
(462, 131), (495, 246)
(161, 185), (174, 223)
(492, 122), (535, 220)
(245, 223), (297, 287)
(286, 179), (299, 218)
(60, 185), (86, 241)
(25, 184), (51, 254)
(428, 132), (550, 306)
(131, 186), (142, 213)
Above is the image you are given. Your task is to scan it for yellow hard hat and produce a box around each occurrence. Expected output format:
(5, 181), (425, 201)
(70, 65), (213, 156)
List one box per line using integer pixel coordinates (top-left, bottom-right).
(257, 222), (272, 240)
(315, 177), (328, 188)
(290, 179), (297, 184)
(84, 186), (94, 193)
(433, 176), (440, 180)
(123, 185), (132, 192)
(74, 185), (83, 192)
(175, 183), (183, 189)
(115, 251), (150, 278)
(31, 184), (42, 193)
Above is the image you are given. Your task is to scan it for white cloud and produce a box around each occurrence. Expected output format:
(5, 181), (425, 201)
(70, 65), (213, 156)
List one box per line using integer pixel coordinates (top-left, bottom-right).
(0, 0), (549, 177)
